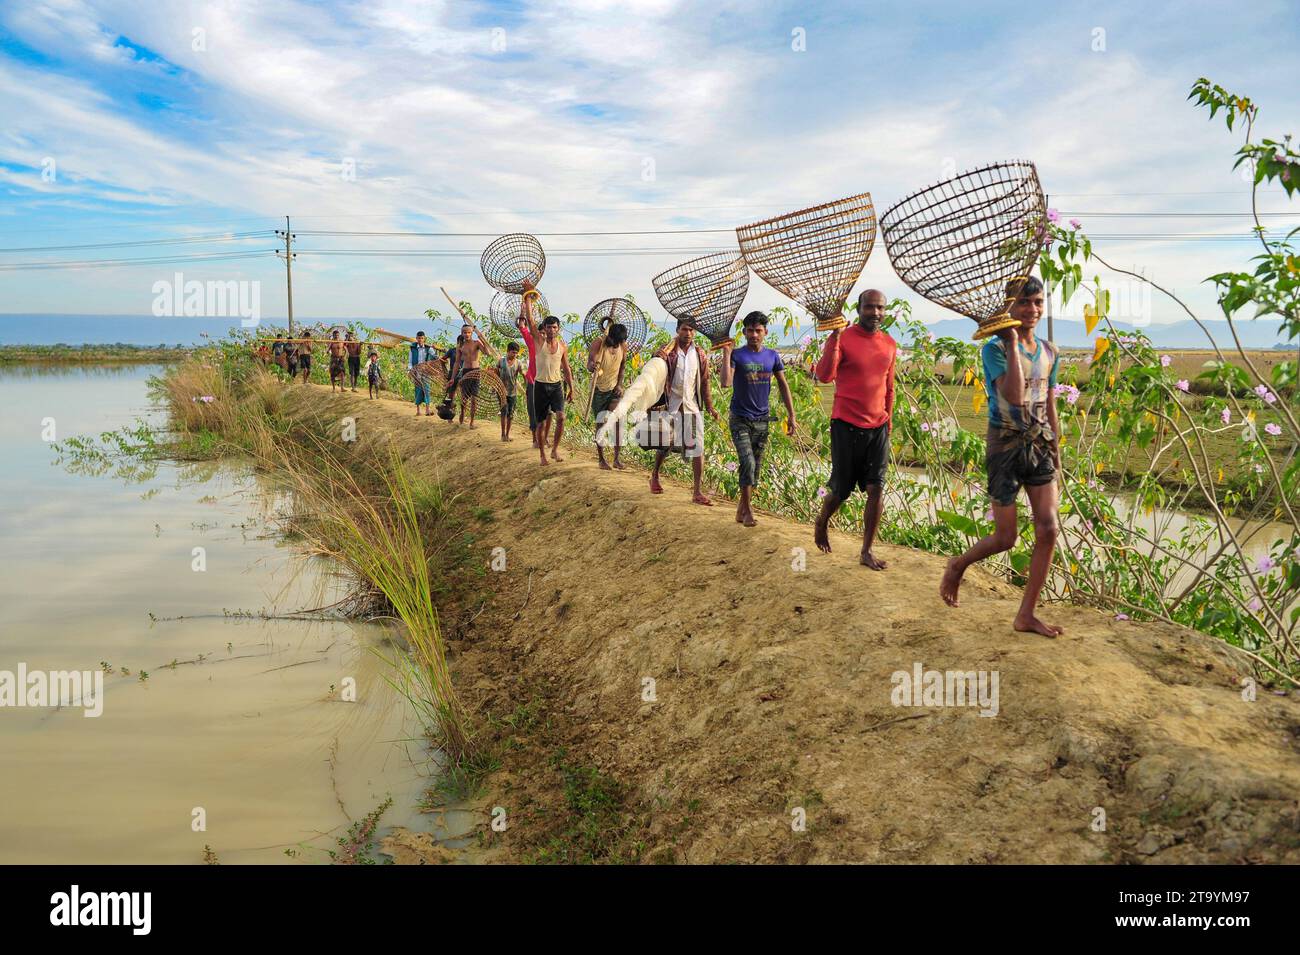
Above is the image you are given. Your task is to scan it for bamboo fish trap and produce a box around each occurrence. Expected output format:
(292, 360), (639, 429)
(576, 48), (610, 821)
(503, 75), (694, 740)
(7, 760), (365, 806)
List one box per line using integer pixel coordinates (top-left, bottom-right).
(581, 298), (651, 356)
(879, 161), (1047, 340)
(480, 233), (546, 295)
(651, 251), (749, 350)
(736, 194), (876, 332)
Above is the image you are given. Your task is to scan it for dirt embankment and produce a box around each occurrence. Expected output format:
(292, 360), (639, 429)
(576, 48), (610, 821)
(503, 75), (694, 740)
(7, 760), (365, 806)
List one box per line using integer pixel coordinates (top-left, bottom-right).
(291, 386), (1300, 864)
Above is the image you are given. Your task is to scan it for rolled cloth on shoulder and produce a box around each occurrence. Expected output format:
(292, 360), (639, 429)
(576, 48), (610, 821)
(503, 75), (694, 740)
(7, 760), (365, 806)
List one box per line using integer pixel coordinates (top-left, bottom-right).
(595, 355), (667, 447)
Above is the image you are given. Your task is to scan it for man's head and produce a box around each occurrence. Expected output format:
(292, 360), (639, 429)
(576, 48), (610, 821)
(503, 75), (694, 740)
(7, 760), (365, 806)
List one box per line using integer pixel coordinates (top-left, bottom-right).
(416, 331), (426, 343)
(675, 317), (697, 347)
(541, 315), (560, 340)
(741, 310), (769, 348)
(507, 341), (521, 356)
(1007, 276), (1045, 330)
(606, 322), (629, 347)
(368, 351), (378, 360)
(345, 330), (355, 340)
(857, 289), (887, 331)
(331, 330), (340, 339)
(461, 324), (472, 339)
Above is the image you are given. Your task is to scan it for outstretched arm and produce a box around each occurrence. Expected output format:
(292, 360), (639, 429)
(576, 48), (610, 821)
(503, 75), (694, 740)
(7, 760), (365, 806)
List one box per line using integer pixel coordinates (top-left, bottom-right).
(774, 369), (796, 433)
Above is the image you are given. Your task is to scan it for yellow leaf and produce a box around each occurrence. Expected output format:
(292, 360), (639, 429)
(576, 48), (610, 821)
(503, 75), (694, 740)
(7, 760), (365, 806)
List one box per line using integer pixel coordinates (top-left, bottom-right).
(1095, 460), (1103, 475)
(1247, 410), (1256, 422)
(1071, 562), (1078, 574)
(973, 389), (985, 413)
(1084, 304), (1099, 335)
(1091, 336), (1110, 363)
(949, 489), (958, 504)
(1108, 374), (1115, 388)
(1217, 467), (1224, 484)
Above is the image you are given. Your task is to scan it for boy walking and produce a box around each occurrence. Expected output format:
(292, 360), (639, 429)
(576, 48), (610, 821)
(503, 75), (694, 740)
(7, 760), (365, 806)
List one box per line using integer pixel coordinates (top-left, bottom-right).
(719, 311), (797, 527)
(940, 277), (1063, 637)
(409, 330), (437, 415)
(328, 330), (347, 392)
(498, 342), (524, 442)
(812, 289), (897, 570)
(366, 351), (382, 398)
(296, 331), (314, 384)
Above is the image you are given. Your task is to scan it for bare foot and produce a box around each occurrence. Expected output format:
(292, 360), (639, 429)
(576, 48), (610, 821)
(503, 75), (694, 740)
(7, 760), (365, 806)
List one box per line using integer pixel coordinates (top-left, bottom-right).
(599, 459), (612, 470)
(649, 476), (663, 494)
(742, 512), (757, 527)
(814, 516), (831, 554)
(551, 448), (562, 462)
(860, 551), (887, 571)
(469, 423), (477, 430)
(692, 492), (713, 506)
(940, 558), (964, 607)
(539, 453), (549, 466)
(735, 509), (745, 523)
(614, 460), (626, 470)
(1014, 614), (1064, 638)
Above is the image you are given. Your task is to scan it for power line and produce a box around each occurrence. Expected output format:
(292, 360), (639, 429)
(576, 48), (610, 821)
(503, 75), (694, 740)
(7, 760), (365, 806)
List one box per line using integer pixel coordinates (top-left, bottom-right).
(0, 230), (276, 254)
(0, 251), (274, 271)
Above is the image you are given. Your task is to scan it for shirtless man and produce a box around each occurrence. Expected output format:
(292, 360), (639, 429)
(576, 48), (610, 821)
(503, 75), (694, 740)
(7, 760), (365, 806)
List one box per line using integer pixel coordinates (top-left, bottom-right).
(344, 330), (363, 391)
(455, 322), (496, 428)
(328, 330), (347, 392)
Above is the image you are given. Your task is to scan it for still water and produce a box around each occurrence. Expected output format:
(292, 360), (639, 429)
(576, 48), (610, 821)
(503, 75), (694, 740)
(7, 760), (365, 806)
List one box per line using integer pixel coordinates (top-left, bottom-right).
(0, 364), (453, 863)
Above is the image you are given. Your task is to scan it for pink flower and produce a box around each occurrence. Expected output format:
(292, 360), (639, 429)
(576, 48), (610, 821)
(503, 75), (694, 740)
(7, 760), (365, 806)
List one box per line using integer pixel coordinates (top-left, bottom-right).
(1220, 408), (1231, 425)
(1114, 613), (1130, 621)
(920, 422), (931, 432)
(724, 461), (738, 473)
(1248, 596), (1263, 612)
(1160, 355), (1172, 367)
(1264, 423), (1282, 436)
(1176, 379), (1189, 392)
(1254, 384), (1277, 404)
(1047, 208), (1061, 224)
(1256, 556), (1276, 573)
(1069, 218), (1082, 230)
(817, 487), (828, 498)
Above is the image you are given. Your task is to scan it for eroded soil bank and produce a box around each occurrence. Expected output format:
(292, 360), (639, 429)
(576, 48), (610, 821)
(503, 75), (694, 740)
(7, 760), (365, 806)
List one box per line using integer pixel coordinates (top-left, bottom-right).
(290, 385), (1300, 864)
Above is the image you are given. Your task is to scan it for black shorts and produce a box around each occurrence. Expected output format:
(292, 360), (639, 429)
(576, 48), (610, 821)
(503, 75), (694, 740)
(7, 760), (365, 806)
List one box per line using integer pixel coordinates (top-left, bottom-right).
(827, 418), (889, 498)
(329, 355), (345, 377)
(459, 375), (480, 399)
(986, 434), (1056, 506)
(298, 355), (312, 372)
(347, 355), (361, 376)
(534, 380), (564, 416)
(525, 380), (538, 429)
(501, 394), (517, 419)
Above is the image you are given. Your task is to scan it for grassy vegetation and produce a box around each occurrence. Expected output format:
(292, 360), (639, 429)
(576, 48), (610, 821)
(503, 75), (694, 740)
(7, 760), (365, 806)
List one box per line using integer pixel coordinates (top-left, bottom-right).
(0, 343), (190, 363)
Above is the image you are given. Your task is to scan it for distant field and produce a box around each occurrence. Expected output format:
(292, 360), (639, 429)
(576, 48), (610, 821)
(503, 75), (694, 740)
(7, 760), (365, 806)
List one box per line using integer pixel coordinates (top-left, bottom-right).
(0, 344), (191, 363)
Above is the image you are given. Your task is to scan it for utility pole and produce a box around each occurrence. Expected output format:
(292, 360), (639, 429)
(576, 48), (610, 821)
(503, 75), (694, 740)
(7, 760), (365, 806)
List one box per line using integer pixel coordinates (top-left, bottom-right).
(275, 216), (295, 336)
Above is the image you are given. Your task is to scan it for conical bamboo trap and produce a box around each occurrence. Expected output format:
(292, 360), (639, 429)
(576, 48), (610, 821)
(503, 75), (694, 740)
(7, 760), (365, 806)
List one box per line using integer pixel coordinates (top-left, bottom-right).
(736, 194), (875, 332)
(490, 290), (549, 340)
(581, 298), (651, 356)
(651, 251), (749, 350)
(480, 233), (546, 295)
(880, 161), (1047, 340)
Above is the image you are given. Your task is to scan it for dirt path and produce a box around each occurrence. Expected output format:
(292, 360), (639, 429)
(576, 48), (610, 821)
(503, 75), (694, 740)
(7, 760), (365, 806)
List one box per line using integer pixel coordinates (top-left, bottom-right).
(295, 385), (1300, 863)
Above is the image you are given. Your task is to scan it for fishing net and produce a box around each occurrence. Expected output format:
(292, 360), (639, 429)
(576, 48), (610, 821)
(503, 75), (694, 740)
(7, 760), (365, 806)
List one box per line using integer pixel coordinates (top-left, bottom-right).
(480, 233), (546, 294)
(736, 194), (876, 331)
(879, 161), (1047, 340)
(489, 290), (549, 339)
(581, 298), (651, 355)
(651, 251), (749, 350)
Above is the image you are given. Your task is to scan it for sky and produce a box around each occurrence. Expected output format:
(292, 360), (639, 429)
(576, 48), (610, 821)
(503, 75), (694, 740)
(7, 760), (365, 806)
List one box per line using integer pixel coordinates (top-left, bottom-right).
(0, 0), (1297, 343)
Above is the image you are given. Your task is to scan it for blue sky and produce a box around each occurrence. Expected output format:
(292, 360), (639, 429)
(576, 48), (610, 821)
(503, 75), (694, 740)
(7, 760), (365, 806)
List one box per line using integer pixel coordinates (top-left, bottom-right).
(0, 0), (1297, 341)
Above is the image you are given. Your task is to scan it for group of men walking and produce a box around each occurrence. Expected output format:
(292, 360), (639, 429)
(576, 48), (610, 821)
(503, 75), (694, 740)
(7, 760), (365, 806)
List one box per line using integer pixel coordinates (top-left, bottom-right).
(402, 278), (1063, 637)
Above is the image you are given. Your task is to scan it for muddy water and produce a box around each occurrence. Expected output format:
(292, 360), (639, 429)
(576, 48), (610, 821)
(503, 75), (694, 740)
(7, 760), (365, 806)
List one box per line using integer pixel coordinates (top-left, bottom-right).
(0, 364), (470, 863)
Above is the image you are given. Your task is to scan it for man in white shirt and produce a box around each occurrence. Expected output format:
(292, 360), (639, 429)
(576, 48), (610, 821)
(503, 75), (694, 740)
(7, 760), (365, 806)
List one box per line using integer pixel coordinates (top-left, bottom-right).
(650, 318), (719, 505)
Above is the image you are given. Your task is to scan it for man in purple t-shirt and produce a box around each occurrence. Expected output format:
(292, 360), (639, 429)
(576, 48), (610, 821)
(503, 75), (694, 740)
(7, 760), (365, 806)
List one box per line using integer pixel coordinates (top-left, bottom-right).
(719, 311), (798, 527)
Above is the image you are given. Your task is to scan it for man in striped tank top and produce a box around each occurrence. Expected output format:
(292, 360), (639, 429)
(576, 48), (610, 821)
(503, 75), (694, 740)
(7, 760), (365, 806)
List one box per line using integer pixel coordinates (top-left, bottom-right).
(940, 277), (1064, 638)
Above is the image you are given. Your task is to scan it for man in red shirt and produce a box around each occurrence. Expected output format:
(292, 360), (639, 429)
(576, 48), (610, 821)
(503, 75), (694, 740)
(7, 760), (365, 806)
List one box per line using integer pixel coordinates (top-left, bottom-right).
(812, 289), (897, 570)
